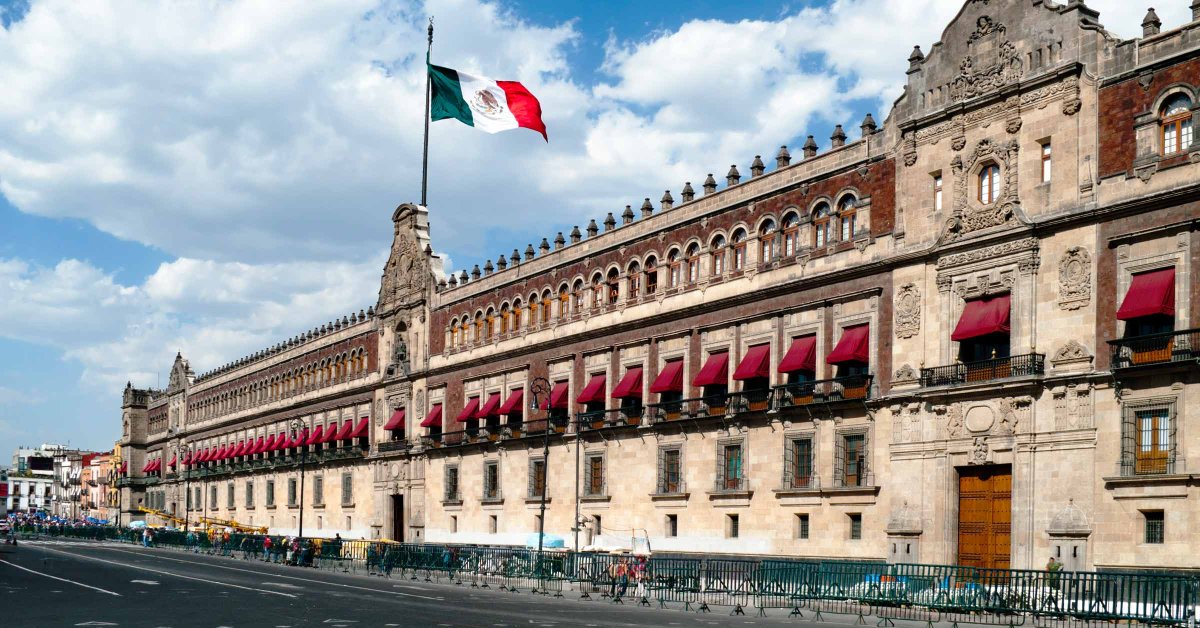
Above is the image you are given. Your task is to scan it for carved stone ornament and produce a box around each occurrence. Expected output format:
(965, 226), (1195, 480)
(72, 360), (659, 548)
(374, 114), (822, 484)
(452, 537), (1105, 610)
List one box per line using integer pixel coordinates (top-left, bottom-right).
(1056, 247), (1091, 310)
(951, 134), (967, 152)
(937, 237), (1038, 269)
(1005, 117), (1022, 134)
(995, 396), (1030, 435)
(969, 437), (991, 465)
(950, 17), (1022, 103)
(944, 139), (1020, 240)
(1052, 384), (1094, 429)
(1050, 340), (1094, 371)
(936, 403), (964, 438)
(903, 132), (918, 167)
(894, 283), (922, 339)
(1062, 99), (1081, 116)
(893, 364), (919, 382)
(378, 204), (433, 314)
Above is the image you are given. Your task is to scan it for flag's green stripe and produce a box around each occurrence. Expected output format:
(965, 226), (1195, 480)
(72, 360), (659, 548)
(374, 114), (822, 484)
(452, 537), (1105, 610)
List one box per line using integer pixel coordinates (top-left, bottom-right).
(428, 64), (474, 127)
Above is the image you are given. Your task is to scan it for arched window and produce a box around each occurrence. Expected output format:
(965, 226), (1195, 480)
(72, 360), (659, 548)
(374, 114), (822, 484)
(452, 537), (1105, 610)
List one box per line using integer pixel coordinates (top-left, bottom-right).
(607, 268), (620, 304)
(512, 298), (523, 333)
(1162, 93), (1193, 156)
(460, 315), (470, 344)
(591, 273), (603, 309)
(759, 218), (777, 263)
(667, 248), (682, 287)
(541, 290), (552, 324)
(558, 285), (570, 320)
(474, 312), (484, 342)
(627, 261), (642, 296)
(528, 294), (540, 326)
(813, 203), (831, 248)
(838, 195), (857, 241)
(978, 164), (1000, 205)
(782, 212), (800, 256)
(572, 279), (585, 313)
(732, 229), (748, 270)
(644, 256), (658, 295)
(710, 234), (727, 275)
(685, 243), (700, 283)
(499, 304), (510, 335)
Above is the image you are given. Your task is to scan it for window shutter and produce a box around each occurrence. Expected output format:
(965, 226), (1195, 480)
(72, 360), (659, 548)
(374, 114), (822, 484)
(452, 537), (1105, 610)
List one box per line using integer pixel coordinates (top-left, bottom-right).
(834, 434), (846, 487)
(528, 460), (536, 498)
(656, 449), (666, 493)
(715, 442), (727, 491)
(1121, 406), (1136, 474)
(782, 439), (795, 487)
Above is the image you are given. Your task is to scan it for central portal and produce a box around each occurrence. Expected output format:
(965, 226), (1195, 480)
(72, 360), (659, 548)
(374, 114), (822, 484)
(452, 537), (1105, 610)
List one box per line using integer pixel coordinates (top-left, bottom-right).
(957, 464), (1011, 570)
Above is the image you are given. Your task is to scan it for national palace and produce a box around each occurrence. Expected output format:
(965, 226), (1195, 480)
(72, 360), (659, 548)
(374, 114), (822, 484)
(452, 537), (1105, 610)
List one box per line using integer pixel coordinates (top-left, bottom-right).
(117, 0), (1200, 572)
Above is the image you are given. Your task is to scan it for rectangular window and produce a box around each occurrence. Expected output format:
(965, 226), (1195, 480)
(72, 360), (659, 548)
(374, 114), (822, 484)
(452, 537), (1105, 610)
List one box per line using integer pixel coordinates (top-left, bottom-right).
(836, 432), (868, 487)
(719, 443), (744, 491)
(658, 448), (682, 494)
(785, 437), (814, 489)
(933, 173), (944, 210)
(841, 214), (856, 241)
(266, 480), (275, 507)
(450, 515), (458, 533)
(727, 514), (740, 539)
(1123, 403), (1176, 476)
(528, 458), (546, 498)
(288, 478), (297, 506)
(341, 473), (353, 506)
(585, 455), (605, 496)
(712, 251), (725, 275)
(849, 513), (863, 540)
(209, 485), (217, 510)
(1040, 141), (1052, 182)
(733, 244), (745, 270)
(797, 513), (810, 539)
(666, 514), (678, 538)
(227, 482), (234, 510)
(489, 515), (498, 534)
(245, 481), (254, 508)
(1143, 510), (1164, 544)
(445, 465), (460, 501)
(313, 475), (324, 506)
(484, 461), (500, 500)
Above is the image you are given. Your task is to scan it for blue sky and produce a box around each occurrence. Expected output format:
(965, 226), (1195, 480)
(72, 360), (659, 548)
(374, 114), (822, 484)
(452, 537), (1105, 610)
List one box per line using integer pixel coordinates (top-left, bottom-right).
(0, 0), (1178, 458)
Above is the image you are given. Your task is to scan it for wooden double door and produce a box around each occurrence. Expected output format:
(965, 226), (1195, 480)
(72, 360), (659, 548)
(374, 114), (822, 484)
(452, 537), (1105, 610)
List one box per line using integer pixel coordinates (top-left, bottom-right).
(957, 465), (1011, 570)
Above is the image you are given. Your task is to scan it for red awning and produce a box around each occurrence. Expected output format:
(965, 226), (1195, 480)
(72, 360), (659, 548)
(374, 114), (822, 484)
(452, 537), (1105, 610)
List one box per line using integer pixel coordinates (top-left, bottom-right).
(650, 361), (685, 393)
(293, 430), (310, 448)
(457, 397), (481, 422)
(273, 433), (288, 450)
(252, 436), (265, 453)
(167, 455), (176, 468)
(576, 374), (607, 404)
(384, 410), (405, 431)
(474, 393), (502, 419)
(181, 452), (192, 465)
(779, 335), (817, 374)
(322, 424), (339, 443)
(140, 461), (150, 473)
(733, 344), (771, 380)
(951, 295), (1011, 341)
(693, 352), (729, 387)
(546, 382), (569, 409)
(217, 445), (229, 460)
(420, 404), (443, 428)
(335, 421), (353, 440)
(196, 448), (208, 462)
(305, 425), (325, 445)
(611, 367), (644, 399)
(827, 324), (870, 365)
(498, 389), (524, 415)
(350, 417), (368, 438)
(1116, 268), (1175, 321)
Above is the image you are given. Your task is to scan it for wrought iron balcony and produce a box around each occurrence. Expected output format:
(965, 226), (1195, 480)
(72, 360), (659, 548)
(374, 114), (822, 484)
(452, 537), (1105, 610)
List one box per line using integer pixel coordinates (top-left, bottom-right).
(919, 353), (1044, 387)
(377, 439), (409, 453)
(646, 395), (728, 423)
(727, 389), (772, 414)
(1117, 455), (1183, 478)
(1108, 328), (1199, 370)
(577, 407), (642, 431)
(772, 375), (874, 408)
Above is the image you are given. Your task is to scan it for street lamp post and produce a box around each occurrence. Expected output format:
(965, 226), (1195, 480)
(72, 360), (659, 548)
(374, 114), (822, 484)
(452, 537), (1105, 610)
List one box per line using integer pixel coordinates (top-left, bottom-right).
(289, 419), (307, 545)
(178, 442), (192, 534)
(528, 377), (552, 570)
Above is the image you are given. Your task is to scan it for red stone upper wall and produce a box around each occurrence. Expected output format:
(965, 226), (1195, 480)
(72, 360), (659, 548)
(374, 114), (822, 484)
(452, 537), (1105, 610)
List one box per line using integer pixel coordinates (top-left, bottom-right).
(1098, 57), (1200, 179)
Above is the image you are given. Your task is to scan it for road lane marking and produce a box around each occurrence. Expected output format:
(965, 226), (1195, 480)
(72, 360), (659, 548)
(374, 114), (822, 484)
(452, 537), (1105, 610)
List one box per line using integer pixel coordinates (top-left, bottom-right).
(97, 546), (444, 601)
(0, 558), (122, 597)
(27, 546), (296, 599)
(130, 579), (159, 585)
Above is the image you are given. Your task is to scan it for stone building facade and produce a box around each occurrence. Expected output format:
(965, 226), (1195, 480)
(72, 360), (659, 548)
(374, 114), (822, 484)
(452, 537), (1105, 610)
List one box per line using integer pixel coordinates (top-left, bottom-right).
(119, 0), (1200, 571)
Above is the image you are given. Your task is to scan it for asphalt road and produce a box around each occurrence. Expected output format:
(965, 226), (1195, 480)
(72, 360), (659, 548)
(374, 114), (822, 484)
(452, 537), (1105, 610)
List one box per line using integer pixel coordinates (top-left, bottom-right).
(0, 540), (873, 628)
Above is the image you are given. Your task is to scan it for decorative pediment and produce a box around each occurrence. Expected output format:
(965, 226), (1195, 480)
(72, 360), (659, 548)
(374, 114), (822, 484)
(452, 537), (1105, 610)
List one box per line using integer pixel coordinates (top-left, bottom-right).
(167, 353), (193, 394)
(378, 203), (438, 316)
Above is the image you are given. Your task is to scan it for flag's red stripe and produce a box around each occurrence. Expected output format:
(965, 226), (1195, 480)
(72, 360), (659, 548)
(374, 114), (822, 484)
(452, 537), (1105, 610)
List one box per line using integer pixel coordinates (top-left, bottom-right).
(497, 80), (548, 141)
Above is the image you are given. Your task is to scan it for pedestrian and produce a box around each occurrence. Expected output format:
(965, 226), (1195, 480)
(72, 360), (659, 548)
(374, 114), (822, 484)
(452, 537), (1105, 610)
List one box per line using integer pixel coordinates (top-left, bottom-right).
(1046, 555), (1064, 589)
(616, 557), (630, 598)
(262, 535), (273, 562)
(240, 536), (251, 560)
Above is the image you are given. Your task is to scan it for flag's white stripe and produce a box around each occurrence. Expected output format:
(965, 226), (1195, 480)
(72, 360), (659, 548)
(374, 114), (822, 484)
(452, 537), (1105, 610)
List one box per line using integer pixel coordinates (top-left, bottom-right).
(454, 69), (518, 134)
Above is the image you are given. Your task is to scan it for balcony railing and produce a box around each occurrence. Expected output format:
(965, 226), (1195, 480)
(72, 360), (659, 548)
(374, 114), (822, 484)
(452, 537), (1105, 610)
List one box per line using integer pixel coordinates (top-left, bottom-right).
(1118, 455), (1182, 478)
(832, 470), (875, 489)
(920, 353), (1044, 387)
(781, 474), (820, 491)
(772, 375), (874, 408)
(646, 395), (730, 423)
(728, 389), (772, 414)
(713, 475), (746, 492)
(1108, 328), (1199, 370)
(577, 407), (642, 431)
(377, 439), (409, 453)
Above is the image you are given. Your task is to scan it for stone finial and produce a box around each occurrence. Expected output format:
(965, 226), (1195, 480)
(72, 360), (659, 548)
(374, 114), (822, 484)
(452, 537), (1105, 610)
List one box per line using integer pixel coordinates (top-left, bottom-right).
(1192, 0), (1200, 21)
(424, 243), (433, 256)
(604, 212), (616, 231)
(342, 315), (349, 325)
(860, 113), (877, 137)
(319, 324), (327, 334)
(512, 248), (522, 264)
(803, 135), (818, 158)
(569, 226), (582, 243)
(1142, 7), (1161, 36)
(496, 255), (507, 270)
(349, 312), (357, 323)
(458, 269), (469, 283)
(525, 244), (536, 260)
(471, 264), (481, 280)
(681, 182), (695, 202)
(483, 259), (494, 275)
(750, 155), (765, 177)
(703, 174), (717, 195)
(586, 220), (599, 237)
(831, 125), (847, 148)
(438, 278), (448, 290)
(658, 192), (671, 211)
(539, 238), (551, 254)
(448, 274), (458, 287)
(907, 45), (924, 73)
(554, 232), (565, 250)
(366, 306), (374, 317)
(726, 165), (740, 186)
(359, 308), (366, 319)
(776, 145), (791, 168)
(622, 205), (634, 225)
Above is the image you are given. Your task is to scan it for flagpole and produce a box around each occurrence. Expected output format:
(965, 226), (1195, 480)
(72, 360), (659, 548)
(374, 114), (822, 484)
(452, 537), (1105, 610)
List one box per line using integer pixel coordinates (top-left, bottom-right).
(421, 17), (433, 208)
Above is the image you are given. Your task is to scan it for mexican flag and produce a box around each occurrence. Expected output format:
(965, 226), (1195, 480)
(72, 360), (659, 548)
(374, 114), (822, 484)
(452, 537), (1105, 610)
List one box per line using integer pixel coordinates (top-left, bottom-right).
(428, 64), (548, 140)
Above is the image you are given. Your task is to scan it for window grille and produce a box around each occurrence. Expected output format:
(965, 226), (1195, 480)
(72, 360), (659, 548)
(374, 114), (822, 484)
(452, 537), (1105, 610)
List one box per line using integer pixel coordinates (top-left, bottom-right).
(483, 461), (501, 500)
(1144, 510), (1164, 544)
(1121, 401), (1177, 476)
(245, 481), (254, 508)
(312, 475), (324, 505)
(834, 431), (869, 487)
(528, 458), (546, 498)
(444, 465), (460, 502)
(341, 473), (353, 506)
(782, 437), (814, 489)
(584, 455), (605, 496)
(265, 480), (275, 507)
(227, 482), (234, 509)
(716, 441), (744, 491)
(657, 448), (682, 494)
(288, 479), (297, 506)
